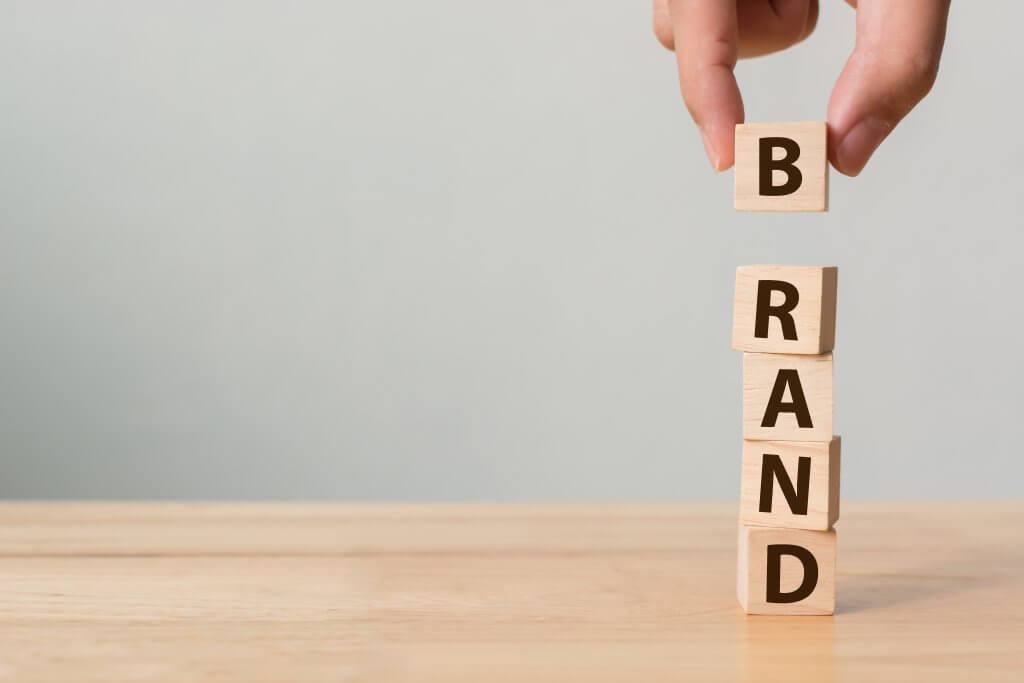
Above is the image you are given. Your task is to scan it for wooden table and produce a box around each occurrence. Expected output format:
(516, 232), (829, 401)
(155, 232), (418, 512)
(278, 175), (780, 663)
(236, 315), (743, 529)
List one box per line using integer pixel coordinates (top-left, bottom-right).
(1, 503), (1022, 681)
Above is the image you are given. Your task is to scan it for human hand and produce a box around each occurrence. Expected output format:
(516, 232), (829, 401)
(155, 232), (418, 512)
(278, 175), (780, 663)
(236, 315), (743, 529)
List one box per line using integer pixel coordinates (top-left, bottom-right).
(653, 0), (951, 176)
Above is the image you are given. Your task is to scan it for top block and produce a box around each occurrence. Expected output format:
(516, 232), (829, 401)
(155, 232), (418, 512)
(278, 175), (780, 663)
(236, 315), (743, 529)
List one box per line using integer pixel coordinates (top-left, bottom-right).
(734, 122), (828, 212)
(732, 265), (837, 354)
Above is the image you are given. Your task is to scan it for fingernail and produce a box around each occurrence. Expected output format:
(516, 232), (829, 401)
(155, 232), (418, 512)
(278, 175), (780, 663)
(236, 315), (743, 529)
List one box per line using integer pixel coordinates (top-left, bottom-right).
(835, 117), (892, 176)
(700, 128), (722, 172)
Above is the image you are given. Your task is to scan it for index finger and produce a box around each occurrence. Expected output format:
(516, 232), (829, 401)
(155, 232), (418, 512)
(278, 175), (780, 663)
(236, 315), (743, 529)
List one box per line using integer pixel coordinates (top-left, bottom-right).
(670, 0), (745, 171)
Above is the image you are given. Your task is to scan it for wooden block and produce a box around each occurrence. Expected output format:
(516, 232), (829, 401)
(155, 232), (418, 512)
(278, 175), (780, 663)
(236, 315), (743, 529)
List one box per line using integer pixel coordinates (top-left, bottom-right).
(732, 265), (837, 354)
(740, 437), (840, 531)
(743, 352), (832, 441)
(737, 524), (836, 615)
(734, 122), (828, 212)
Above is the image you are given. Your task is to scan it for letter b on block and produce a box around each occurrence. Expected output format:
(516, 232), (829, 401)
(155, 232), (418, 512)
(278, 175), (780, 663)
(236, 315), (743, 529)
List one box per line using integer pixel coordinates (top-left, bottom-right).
(732, 266), (837, 354)
(758, 138), (802, 196)
(734, 122), (828, 211)
(737, 525), (836, 615)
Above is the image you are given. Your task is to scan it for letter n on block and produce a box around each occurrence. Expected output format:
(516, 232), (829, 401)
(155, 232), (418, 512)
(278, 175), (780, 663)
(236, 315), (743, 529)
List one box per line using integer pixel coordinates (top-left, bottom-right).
(737, 525), (836, 615)
(734, 122), (828, 211)
(740, 437), (840, 531)
(743, 352), (833, 441)
(732, 266), (837, 355)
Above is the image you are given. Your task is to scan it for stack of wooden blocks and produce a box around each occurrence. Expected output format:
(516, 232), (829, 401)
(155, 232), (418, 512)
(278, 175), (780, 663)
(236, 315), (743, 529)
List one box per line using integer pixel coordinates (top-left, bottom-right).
(731, 122), (839, 615)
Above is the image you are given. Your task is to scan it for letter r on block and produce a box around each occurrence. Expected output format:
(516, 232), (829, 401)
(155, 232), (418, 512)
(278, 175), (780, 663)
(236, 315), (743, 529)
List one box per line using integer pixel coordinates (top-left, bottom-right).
(732, 266), (838, 355)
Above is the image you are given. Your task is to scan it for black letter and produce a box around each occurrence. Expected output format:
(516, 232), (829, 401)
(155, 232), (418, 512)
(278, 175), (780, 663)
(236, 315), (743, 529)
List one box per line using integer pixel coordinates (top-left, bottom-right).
(754, 280), (799, 340)
(766, 544), (818, 603)
(759, 454), (811, 514)
(761, 369), (813, 428)
(759, 137), (802, 196)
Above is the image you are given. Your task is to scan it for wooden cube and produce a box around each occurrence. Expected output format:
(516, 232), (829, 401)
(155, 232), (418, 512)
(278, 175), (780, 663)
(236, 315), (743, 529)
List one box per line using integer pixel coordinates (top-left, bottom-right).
(740, 437), (840, 531)
(737, 524), (836, 615)
(732, 265), (837, 354)
(734, 122), (828, 212)
(743, 352), (833, 441)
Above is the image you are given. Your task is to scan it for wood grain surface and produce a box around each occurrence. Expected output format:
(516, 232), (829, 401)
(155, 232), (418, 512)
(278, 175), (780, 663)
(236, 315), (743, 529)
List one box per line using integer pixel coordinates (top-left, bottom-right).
(1, 502), (1022, 682)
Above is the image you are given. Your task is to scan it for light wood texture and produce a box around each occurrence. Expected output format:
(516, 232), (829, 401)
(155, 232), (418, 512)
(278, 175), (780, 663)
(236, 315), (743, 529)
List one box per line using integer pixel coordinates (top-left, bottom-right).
(743, 351), (833, 441)
(1, 502), (1023, 681)
(740, 436), (840, 531)
(737, 524), (836, 615)
(734, 122), (828, 212)
(732, 265), (838, 354)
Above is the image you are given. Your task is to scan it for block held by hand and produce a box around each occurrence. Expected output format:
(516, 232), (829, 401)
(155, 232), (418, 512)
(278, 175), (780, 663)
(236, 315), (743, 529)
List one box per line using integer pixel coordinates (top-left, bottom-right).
(734, 122), (828, 212)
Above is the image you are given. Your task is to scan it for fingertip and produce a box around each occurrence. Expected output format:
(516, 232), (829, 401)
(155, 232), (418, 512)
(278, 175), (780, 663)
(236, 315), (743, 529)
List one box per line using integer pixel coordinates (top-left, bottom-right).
(716, 131), (736, 171)
(699, 118), (739, 173)
(830, 116), (892, 177)
(700, 129), (721, 172)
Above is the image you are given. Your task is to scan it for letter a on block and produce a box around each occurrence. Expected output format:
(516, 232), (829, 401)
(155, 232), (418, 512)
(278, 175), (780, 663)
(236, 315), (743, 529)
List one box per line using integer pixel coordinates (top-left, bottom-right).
(737, 525), (836, 615)
(762, 370), (813, 429)
(743, 353), (833, 441)
(734, 122), (828, 211)
(740, 437), (841, 531)
(732, 266), (838, 354)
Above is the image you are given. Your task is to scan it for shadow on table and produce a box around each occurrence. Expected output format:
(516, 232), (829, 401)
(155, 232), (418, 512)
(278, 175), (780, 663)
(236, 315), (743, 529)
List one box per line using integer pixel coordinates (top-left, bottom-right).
(838, 571), (984, 614)
(836, 540), (1014, 614)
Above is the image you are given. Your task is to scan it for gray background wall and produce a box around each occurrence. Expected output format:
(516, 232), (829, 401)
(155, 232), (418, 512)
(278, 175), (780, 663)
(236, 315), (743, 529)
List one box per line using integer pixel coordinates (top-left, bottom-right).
(1, 2), (1020, 500)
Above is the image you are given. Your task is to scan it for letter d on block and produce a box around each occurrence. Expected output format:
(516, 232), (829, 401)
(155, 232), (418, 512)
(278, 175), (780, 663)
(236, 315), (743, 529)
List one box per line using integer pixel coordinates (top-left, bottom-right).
(766, 544), (817, 603)
(737, 525), (836, 615)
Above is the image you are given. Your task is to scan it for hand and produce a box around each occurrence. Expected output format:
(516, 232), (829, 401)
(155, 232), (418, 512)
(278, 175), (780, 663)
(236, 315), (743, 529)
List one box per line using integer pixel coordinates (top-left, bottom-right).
(653, 0), (951, 176)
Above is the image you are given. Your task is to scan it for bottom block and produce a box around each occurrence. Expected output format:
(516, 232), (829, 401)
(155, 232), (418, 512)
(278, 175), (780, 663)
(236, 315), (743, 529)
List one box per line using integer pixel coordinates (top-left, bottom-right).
(737, 524), (836, 615)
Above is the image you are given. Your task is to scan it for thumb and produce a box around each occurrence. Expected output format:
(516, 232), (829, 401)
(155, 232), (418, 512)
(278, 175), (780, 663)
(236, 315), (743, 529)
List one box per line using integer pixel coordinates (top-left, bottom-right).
(828, 0), (950, 176)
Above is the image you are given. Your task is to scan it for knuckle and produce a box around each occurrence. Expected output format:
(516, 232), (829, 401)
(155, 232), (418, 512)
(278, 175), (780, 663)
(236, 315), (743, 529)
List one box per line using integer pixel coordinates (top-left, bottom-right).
(779, 12), (810, 45)
(694, 36), (737, 70)
(766, 0), (819, 47)
(652, 0), (674, 51)
(894, 52), (941, 101)
(864, 50), (941, 124)
(653, 18), (674, 50)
